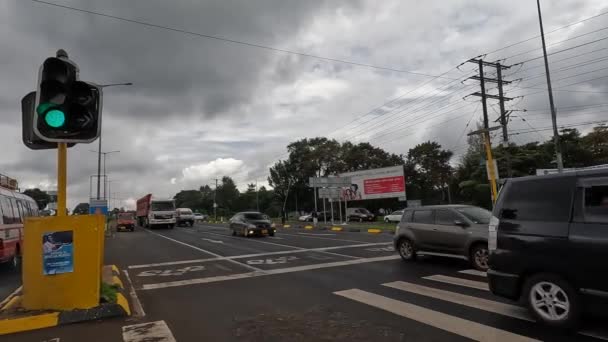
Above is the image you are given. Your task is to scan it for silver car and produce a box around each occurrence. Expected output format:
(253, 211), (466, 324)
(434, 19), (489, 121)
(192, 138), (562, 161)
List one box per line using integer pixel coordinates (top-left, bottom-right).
(393, 205), (491, 271)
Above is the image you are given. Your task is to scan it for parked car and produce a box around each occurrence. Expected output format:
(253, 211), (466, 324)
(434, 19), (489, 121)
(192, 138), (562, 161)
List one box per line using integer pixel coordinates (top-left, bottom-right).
(384, 210), (404, 223)
(117, 212), (136, 232)
(347, 208), (375, 222)
(394, 205), (491, 271)
(488, 169), (608, 329)
(230, 212), (275, 237)
(298, 212), (330, 222)
(176, 208), (195, 227)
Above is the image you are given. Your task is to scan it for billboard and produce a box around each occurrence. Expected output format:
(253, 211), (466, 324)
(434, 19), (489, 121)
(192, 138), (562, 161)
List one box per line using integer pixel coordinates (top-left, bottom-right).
(340, 165), (405, 201)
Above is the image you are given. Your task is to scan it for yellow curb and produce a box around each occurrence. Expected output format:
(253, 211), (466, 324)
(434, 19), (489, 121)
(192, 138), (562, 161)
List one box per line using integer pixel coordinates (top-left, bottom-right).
(283, 225), (291, 228)
(368, 228), (382, 234)
(0, 312), (59, 335)
(304, 225), (313, 230)
(111, 265), (119, 274)
(2, 295), (21, 311)
(116, 293), (131, 316)
(331, 227), (343, 231)
(112, 275), (124, 289)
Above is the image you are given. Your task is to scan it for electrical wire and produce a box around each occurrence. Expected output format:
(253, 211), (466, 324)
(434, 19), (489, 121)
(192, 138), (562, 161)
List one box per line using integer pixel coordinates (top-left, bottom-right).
(29, 0), (454, 79)
(482, 9), (608, 56)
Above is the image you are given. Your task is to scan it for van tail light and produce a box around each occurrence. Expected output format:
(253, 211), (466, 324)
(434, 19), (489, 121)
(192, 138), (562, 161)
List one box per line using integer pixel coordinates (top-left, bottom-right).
(488, 216), (499, 251)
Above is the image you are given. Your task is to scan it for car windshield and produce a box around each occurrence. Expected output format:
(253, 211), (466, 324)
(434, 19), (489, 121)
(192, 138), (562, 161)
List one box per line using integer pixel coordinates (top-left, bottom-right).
(359, 208), (371, 214)
(456, 207), (492, 224)
(151, 201), (175, 211)
(244, 213), (265, 220)
(179, 209), (192, 214)
(118, 213), (134, 219)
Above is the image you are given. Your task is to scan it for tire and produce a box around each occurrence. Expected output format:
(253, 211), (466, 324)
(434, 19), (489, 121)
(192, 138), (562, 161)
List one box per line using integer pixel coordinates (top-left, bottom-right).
(269, 231), (275, 237)
(523, 273), (581, 330)
(470, 243), (489, 271)
(168, 224), (175, 229)
(397, 238), (416, 261)
(232, 229), (237, 236)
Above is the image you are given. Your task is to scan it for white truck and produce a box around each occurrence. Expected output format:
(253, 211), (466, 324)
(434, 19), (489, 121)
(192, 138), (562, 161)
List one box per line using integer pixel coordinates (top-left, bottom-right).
(136, 194), (176, 229)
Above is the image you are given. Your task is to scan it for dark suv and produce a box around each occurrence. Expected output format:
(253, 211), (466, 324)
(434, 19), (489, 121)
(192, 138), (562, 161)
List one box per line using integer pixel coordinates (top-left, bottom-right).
(488, 168), (608, 329)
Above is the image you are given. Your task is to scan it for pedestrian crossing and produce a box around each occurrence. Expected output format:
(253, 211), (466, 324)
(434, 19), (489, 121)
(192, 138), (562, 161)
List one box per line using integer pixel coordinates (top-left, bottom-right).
(334, 268), (607, 341)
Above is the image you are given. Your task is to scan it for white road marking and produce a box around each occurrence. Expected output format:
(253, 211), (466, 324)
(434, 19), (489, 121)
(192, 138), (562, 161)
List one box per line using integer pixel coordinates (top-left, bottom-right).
(122, 320), (176, 342)
(580, 329), (608, 341)
(334, 289), (539, 342)
(458, 269), (487, 277)
(141, 255), (400, 290)
(424, 275), (489, 291)
(144, 229), (262, 272)
(201, 238), (223, 244)
(122, 270), (145, 317)
(128, 242), (391, 269)
(247, 256), (298, 265)
(268, 236), (284, 240)
(383, 281), (532, 321)
(281, 232), (383, 244)
(137, 265), (206, 277)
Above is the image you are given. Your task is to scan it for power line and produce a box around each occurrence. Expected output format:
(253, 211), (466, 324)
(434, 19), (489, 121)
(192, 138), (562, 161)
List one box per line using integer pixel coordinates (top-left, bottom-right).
(511, 47), (608, 74)
(30, 0), (453, 79)
(482, 9), (608, 56)
(501, 25), (608, 61)
(514, 35), (608, 65)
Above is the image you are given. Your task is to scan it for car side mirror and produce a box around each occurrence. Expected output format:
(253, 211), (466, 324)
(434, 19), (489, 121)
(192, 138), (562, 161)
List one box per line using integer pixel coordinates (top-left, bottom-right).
(454, 220), (468, 228)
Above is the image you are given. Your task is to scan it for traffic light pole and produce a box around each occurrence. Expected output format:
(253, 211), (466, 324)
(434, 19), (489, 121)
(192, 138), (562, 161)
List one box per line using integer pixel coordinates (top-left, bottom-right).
(57, 142), (67, 216)
(96, 136), (102, 200)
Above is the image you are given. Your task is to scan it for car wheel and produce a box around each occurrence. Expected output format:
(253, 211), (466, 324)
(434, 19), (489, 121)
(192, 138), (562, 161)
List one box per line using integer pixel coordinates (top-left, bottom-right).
(523, 273), (581, 330)
(269, 231), (275, 237)
(397, 238), (416, 261)
(231, 229), (236, 236)
(470, 243), (489, 271)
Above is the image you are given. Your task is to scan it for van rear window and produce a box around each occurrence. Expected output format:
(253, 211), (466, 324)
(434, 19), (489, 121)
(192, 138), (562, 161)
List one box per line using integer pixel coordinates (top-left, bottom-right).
(500, 177), (574, 222)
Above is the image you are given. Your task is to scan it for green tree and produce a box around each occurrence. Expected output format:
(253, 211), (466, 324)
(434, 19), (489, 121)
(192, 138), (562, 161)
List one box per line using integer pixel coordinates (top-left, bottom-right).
(406, 141), (453, 204)
(216, 176), (240, 215)
(173, 190), (203, 210)
(23, 188), (51, 210)
(583, 125), (608, 164)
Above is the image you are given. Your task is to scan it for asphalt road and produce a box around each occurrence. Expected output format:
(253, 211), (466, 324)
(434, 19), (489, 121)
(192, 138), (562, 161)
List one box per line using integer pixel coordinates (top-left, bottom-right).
(7, 223), (608, 342)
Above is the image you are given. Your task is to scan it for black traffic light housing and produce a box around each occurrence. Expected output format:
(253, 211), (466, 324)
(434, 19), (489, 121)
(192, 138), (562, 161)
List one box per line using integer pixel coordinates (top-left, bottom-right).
(33, 51), (102, 143)
(22, 91), (75, 150)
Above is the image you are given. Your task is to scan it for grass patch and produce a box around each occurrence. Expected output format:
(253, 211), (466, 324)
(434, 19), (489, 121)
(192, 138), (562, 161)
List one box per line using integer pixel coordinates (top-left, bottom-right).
(100, 282), (120, 303)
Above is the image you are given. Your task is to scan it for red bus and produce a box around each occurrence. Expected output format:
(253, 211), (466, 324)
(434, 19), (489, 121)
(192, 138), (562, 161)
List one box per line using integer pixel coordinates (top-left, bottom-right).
(0, 182), (38, 271)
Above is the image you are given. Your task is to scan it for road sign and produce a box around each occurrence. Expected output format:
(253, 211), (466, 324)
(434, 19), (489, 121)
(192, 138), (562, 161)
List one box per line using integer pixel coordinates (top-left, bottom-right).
(89, 199), (108, 215)
(309, 177), (351, 188)
(485, 160), (499, 181)
(318, 187), (342, 199)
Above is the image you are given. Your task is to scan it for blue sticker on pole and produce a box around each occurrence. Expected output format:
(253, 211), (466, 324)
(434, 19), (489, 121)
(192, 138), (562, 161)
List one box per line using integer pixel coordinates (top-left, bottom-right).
(42, 231), (74, 275)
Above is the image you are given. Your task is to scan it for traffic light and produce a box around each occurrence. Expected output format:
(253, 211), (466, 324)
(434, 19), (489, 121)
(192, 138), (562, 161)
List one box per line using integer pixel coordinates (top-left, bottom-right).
(22, 91), (75, 150)
(33, 55), (102, 143)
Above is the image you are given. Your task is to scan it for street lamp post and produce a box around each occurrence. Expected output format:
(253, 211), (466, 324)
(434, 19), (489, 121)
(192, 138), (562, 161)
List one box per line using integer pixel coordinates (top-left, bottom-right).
(94, 82), (132, 200)
(90, 150), (120, 199)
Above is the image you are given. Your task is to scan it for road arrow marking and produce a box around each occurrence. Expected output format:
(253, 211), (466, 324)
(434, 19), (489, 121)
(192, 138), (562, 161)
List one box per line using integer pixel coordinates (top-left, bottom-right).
(202, 238), (223, 244)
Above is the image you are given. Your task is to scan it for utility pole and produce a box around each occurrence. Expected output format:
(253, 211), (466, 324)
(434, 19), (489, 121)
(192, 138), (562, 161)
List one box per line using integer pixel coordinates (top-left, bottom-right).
(255, 180), (259, 211)
(537, 0), (564, 172)
(467, 58), (513, 203)
(214, 178), (218, 221)
(496, 63), (513, 177)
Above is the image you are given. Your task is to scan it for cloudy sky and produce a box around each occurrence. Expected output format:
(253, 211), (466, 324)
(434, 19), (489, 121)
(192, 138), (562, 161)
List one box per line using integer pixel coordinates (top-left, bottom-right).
(1, 0), (607, 210)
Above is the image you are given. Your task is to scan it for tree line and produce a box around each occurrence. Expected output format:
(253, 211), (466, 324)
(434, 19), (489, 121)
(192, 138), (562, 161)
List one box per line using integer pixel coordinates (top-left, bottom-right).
(172, 125), (608, 216)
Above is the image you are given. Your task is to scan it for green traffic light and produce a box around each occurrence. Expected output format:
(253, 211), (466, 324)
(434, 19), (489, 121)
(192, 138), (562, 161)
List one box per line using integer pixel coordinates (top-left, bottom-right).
(44, 109), (66, 128)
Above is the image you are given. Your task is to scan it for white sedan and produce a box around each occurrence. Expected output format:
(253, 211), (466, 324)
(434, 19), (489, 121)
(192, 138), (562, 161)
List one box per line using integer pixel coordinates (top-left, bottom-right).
(384, 210), (404, 223)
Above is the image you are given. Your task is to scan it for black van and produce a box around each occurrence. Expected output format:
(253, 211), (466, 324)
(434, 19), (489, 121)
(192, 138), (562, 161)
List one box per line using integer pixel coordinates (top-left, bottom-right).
(488, 168), (608, 329)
